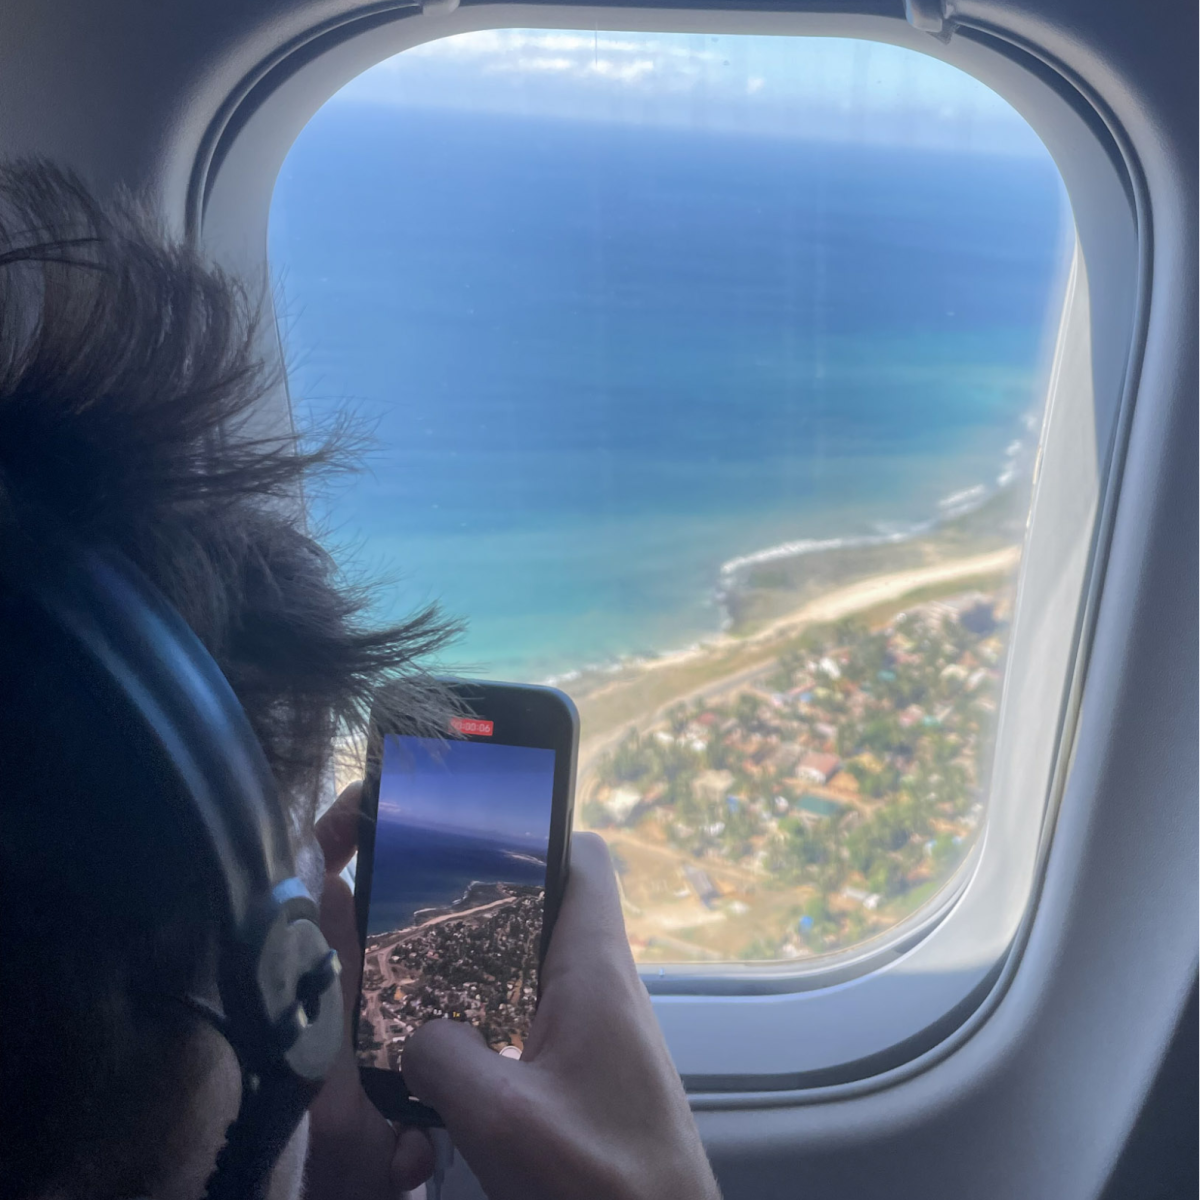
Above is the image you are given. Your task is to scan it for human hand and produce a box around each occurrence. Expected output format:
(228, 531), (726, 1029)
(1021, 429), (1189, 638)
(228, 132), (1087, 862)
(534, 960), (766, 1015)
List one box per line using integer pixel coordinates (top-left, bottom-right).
(402, 831), (722, 1200)
(304, 782), (435, 1199)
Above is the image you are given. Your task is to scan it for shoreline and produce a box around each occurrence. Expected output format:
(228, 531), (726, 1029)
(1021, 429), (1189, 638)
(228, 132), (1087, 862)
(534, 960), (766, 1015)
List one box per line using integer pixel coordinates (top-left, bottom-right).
(330, 544), (1022, 798)
(549, 477), (1030, 696)
(576, 556), (1011, 963)
(337, 545), (1020, 963)
(573, 545), (1020, 779)
(584, 546), (1017, 693)
(739, 544), (1018, 645)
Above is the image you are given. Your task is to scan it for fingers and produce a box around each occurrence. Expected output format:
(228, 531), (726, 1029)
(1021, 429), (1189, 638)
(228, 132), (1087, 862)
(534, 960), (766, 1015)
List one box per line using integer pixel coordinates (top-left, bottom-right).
(401, 1023), (538, 1200)
(524, 833), (659, 1071)
(390, 1127), (436, 1193)
(550, 833), (625, 948)
(400, 834), (631, 1118)
(540, 831), (637, 987)
(316, 780), (362, 874)
(393, 833), (719, 1200)
(307, 865), (437, 1199)
(402, 1019), (519, 1137)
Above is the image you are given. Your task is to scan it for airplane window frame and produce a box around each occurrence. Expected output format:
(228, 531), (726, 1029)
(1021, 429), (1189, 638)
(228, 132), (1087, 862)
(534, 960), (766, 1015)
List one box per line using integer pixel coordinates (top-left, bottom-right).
(196, 2), (1147, 1099)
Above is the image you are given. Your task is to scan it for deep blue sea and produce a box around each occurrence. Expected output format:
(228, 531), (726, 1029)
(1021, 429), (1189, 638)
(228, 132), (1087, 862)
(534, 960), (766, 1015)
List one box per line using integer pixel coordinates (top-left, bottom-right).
(271, 104), (1069, 680)
(366, 821), (547, 935)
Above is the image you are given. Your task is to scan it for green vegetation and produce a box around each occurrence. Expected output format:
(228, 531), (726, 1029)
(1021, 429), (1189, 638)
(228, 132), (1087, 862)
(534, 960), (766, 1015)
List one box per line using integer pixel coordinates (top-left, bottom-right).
(588, 590), (1005, 959)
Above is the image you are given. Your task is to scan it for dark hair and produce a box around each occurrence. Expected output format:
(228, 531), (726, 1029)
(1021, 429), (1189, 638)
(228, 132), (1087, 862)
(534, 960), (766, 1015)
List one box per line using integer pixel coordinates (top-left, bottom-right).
(0, 161), (458, 1196)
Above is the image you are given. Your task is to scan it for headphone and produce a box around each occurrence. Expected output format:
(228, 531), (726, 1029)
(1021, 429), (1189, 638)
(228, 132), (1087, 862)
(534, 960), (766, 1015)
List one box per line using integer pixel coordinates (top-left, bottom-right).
(17, 537), (343, 1199)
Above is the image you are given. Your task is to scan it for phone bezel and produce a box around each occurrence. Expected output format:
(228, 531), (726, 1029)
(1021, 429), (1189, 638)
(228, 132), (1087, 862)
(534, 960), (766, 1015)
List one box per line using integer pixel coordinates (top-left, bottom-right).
(354, 679), (578, 1125)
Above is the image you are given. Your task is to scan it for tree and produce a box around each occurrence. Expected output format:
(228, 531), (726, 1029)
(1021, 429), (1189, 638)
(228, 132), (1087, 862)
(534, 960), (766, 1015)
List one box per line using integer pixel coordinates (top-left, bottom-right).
(767, 649), (803, 692)
(706, 737), (731, 770)
(609, 732), (651, 784)
(734, 691), (761, 730)
(868, 858), (906, 898)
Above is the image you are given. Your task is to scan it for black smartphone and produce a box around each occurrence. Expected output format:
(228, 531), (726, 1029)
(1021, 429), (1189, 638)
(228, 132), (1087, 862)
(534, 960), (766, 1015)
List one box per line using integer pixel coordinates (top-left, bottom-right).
(354, 679), (577, 1124)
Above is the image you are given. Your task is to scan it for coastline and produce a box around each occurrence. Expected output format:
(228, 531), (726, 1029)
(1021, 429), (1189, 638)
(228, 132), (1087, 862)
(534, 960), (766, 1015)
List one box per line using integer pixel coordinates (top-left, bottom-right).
(585, 546), (1016, 689)
(572, 544), (1020, 785)
(550, 473), (1029, 690)
(559, 478), (1029, 767)
(327, 477), (1029, 803)
(337, 538), (1024, 965)
(329, 543), (1023, 799)
(577, 558), (1014, 963)
(738, 545), (1018, 646)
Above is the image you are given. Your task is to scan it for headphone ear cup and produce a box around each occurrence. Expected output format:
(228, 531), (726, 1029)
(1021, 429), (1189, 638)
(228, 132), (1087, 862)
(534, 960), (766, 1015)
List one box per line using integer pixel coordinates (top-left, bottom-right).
(243, 883), (344, 1083)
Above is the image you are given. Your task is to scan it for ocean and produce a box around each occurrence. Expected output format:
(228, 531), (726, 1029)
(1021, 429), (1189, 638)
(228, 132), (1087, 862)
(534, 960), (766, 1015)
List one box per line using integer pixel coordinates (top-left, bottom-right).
(270, 103), (1069, 682)
(366, 821), (547, 935)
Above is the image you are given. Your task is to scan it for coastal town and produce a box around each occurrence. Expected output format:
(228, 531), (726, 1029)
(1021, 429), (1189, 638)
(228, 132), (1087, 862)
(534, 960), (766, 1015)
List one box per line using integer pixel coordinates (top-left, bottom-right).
(580, 588), (1007, 962)
(357, 882), (544, 1069)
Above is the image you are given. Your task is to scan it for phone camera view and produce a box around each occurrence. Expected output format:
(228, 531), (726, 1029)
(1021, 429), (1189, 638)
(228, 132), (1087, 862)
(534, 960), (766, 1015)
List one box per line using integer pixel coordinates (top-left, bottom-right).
(357, 734), (555, 1070)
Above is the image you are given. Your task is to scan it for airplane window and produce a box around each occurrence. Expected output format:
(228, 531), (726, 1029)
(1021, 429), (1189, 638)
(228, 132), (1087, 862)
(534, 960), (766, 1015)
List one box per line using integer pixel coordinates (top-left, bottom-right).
(270, 31), (1073, 970)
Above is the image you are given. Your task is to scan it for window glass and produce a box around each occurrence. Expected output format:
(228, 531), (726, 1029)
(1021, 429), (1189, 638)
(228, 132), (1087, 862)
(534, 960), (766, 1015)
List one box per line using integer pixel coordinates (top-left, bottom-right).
(271, 31), (1072, 966)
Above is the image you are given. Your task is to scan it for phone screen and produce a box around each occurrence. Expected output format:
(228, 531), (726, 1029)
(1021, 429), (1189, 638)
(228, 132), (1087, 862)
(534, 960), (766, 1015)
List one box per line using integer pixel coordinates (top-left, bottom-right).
(356, 732), (556, 1070)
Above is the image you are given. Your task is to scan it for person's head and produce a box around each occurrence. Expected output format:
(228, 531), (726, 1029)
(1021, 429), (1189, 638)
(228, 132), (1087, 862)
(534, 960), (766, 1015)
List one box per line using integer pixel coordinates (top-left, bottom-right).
(0, 161), (455, 1198)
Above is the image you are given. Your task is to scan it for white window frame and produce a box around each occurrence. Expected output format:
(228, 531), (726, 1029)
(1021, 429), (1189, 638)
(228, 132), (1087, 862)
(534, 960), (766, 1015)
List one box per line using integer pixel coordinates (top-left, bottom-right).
(197, 2), (1145, 1098)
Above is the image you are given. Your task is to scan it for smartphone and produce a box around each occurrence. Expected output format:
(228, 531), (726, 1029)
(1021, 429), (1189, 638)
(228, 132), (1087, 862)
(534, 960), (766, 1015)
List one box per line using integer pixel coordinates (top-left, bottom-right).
(354, 679), (577, 1124)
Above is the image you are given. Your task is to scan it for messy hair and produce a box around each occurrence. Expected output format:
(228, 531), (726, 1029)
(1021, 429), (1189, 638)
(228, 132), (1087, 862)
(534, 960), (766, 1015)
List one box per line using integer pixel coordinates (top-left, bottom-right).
(0, 161), (458, 1196)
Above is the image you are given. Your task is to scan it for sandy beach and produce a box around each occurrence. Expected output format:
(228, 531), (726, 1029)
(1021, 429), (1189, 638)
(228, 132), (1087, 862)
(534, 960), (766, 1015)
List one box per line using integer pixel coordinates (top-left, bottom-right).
(739, 545), (1018, 644)
(329, 546), (1021, 801)
(574, 545), (1020, 776)
(334, 544), (1022, 965)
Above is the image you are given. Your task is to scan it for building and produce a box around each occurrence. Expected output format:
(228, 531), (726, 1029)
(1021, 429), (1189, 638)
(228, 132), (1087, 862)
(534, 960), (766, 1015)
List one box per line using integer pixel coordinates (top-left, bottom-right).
(797, 751), (841, 784)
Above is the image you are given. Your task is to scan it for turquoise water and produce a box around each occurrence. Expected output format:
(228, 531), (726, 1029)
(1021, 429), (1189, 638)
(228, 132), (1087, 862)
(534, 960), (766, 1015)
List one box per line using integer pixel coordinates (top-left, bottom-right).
(271, 105), (1069, 681)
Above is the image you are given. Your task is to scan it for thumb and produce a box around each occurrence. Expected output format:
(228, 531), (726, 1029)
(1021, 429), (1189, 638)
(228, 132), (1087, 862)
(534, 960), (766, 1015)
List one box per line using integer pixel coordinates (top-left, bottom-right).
(402, 1018), (517, 1132)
